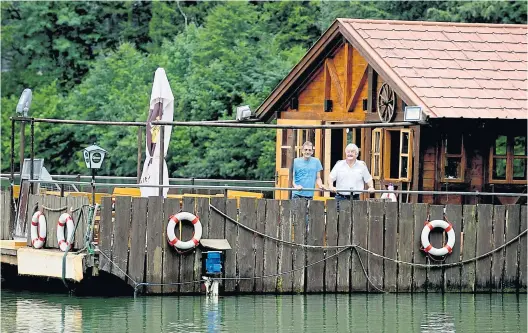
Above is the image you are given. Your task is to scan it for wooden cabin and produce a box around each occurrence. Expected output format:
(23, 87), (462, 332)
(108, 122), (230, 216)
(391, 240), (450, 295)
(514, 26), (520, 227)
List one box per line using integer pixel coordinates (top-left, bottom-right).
(255, 19), (527, 204)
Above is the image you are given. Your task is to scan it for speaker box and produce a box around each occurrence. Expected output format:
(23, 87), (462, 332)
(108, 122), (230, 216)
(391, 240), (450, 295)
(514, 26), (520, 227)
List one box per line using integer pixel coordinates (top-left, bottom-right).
(362, 99), (368, 111)
(290, 97), (298, 110)
(324, 99), (333, 112)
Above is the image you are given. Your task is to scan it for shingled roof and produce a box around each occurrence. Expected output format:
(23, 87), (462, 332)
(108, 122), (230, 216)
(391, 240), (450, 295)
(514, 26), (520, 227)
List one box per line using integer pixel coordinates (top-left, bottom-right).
(256, 19), (527, 120)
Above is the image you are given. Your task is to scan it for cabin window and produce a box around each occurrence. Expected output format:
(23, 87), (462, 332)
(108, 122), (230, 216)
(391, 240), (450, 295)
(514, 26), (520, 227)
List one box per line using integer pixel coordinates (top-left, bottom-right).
(384, 129), (412, 181)
(441, 133), (465, 182)
(371, 129), (383, 179)
(490, 134), (527, 183)
(372, 128), (412, 181)
(280, 129), (292, 168)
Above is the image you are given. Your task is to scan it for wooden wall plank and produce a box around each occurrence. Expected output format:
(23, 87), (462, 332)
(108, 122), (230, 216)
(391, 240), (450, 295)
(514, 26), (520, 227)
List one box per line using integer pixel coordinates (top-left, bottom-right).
(146, 196), (164, 294)
(504, 205), (521, 292)
(209, 197), (226, 239)
(444, 205), (462, 292)
(427, 205), (444, 292)
(99, 196), (114, 273)
(397, 203), (414, 292)
(306, 200), (325, 293)
(519, 205), (527, 292)
(128, 197), (148, 290)
(224, 199), (238, 293)
(367, 201), (384, 292)
(292, 199), (306, 293)
(25, 194), (40, 246)
(475, 204), (493, 292)
(254, 198), (266, 293)
(326, 199), (340, 293)
(71, 196), (89, 250)
(491, 205), (506, 292)
(413, 203), (428, 292)
(278, 200), (292, 293)
(263, 199), (279, 293)
(460, 205), (477, 292)
(111, 196), (132, 281)
(351, 201), (368, 292)
(162, 198), (180, 293)
(1, 192), (10, 239)
(179, 198), (196, 294)
(238, 197), (256, 292)
(384, 202), (398, 292)
(194, 197), (210, 292)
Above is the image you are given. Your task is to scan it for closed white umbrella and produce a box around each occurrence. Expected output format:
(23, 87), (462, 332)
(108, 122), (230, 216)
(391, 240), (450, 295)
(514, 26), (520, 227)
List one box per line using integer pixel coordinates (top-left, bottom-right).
(139, 68), (174, 197)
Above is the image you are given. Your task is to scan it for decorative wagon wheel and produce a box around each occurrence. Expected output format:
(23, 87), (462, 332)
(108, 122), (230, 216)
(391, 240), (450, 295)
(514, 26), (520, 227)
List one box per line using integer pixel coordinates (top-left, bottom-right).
(377, 83), (396, 123)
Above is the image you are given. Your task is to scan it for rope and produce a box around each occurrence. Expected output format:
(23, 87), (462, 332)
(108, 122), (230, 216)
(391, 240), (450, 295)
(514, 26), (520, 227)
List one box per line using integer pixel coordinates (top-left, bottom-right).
(61, 208), (85, 289)
(97, 248), (139, 286)
(209, 203), (527, 268)
(41, 204), (89, 213)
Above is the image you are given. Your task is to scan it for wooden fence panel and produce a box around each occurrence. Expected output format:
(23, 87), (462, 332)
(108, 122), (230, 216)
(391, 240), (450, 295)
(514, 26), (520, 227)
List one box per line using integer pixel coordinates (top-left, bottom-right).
(351, 201), (368, 292)
(306, 200), (325, 293)
(397, 203), (414, 292)
(99, 196), (114, 273)
(475, 204), (493, 292)
(336, 200), (351, 292)
(367, 201), (384, 292)
(194, 197), (210, 292)
(428, 205), (444, 292)
(254, 198), (266, 293)
(238, 197), (256, 292)
(444, 205), (462, 292)
(128, 197), (148, 290)
(1, 192), (10, 239)
(504, 205), (521, 292)
(292, 199), (306, 293)
(326, 199), (339, 293)
(25, 194), (41, 246)
(278, 200), (292, 293)
(111, 196), (132, 281)
(263, 199), (279, 293)
(162, 198), (181, 293)
(209, 197), (226, 239)
(461, 205), (477, 292)
(491, 205), (506, 292)
(71, 196), (89, 250)
(519, 205), (527, 292)
(384, 202), (398, 292)
(224, 199), (238, 293)
(413, 203), (428, 292)
(146, 196), (164, 294)
(179, 198), (196, 294)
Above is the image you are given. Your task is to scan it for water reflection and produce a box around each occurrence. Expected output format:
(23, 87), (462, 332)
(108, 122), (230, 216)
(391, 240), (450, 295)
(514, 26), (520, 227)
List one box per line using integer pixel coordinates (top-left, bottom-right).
(1, 291), (525, 333)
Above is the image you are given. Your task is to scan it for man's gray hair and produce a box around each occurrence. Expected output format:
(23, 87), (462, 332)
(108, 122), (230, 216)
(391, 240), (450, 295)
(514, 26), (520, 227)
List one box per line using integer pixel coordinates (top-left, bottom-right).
(345, 143), (359, 154)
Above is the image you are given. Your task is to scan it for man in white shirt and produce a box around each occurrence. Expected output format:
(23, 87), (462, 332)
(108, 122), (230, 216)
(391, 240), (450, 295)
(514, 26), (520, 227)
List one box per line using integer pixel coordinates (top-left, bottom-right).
(327, 143), (375, 209)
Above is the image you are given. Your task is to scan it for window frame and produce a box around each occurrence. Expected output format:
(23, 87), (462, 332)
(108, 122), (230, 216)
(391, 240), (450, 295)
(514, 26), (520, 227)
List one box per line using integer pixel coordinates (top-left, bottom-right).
(440, 133), (466, 183)
(372, 128), (412, 182)
(489, 134), (527, 184)
(371, 128), (383, 180)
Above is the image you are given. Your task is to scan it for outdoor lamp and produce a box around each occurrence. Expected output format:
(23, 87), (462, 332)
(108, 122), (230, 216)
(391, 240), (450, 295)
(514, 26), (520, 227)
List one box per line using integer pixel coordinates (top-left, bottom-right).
(83, 144), (107, 169)
(236, 105), (252, 121)
(16, 89), (32, 117)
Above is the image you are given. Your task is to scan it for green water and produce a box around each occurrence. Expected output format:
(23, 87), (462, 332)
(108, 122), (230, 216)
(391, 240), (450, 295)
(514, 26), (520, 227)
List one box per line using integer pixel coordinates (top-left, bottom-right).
(0, 290), (525, 332)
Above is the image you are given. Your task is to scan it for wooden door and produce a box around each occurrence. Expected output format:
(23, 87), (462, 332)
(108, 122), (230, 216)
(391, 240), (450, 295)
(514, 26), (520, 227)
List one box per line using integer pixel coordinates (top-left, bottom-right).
(275, 119), (322, 199)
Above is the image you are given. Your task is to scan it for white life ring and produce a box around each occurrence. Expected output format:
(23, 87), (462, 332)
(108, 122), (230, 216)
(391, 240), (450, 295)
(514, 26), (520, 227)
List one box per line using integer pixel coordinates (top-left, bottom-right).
(31, 211), (47, 249)
(421, 219), (455, 256)
(166, 212), (202, 250)
(57, 213), (75, 252)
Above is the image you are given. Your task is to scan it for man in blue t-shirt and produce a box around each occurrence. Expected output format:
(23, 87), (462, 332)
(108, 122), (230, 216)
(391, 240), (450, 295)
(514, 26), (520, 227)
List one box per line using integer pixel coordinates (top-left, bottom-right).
(292, 141), (324, 199)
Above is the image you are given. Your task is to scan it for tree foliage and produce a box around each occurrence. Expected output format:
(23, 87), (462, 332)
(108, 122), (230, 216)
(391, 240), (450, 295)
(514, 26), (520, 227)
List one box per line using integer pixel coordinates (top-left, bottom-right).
(1, 1), (526, 179)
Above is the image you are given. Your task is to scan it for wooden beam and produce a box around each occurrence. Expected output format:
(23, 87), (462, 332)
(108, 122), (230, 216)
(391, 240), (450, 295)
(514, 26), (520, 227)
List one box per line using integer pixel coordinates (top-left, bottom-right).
(347, 67), (369, 112)
(366, 65), (377, 114)
(324, 60), (331, 101)
(344, 43), (353, 105)
(326, 58), (345, 107)
(411, 125), (421, 203)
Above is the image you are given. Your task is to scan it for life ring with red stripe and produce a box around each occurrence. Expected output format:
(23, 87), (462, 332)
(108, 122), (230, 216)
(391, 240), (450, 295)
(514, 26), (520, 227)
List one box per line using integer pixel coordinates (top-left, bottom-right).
(166, 212), (202, 250)
(57, 213), (75, 252)
(31, 211), (47, 249)
(421, 219), (455, 256)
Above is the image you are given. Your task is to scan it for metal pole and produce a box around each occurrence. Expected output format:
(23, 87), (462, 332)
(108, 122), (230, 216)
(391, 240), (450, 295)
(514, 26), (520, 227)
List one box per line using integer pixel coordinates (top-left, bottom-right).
(137, 127), (142, 183)
(91, 169), (96, 206)
(158, 125), (165, 197)
(10, 118), (15, 183)
(30, 119), (35, 194)
(19, 119), (25, 173)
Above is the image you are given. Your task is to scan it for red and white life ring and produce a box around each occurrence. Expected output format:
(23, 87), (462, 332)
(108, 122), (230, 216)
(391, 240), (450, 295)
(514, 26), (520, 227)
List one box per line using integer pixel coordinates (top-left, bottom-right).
(31, 211), (47, 249)
(166, 212), (202, 250)
(421, 219), (456, 256)
(57, 213), (75, 252)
